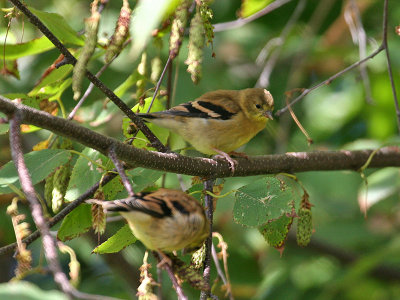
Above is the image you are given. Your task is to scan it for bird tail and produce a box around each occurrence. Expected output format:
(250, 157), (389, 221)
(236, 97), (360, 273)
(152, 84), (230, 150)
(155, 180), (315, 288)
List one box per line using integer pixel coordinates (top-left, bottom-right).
(137, 113), (158, 120)
(86, 198), (134, 212)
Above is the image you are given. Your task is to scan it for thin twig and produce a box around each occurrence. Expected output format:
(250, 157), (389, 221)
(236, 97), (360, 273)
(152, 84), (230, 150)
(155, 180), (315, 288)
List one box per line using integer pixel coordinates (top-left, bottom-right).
(344, 0), (373, 104)
(275, 44), (384, 116)
(255, 0), (306, 88)
(157, 266), (163, 299)
(211, 243), (234, 300)
(200, 179), (215, 300)
(9, 112), (119, 300)
(68, 38), (132, 120)
(108, 146), (134, 196)
(213, 0), (292, 32)
(68, 61), (111, 120)
(381, 0), (400, 132)
(155, 253), (188, 300)
(0, 171), (117, 256)
(7, 0), (167, 152)
(9, 112), (74, 297)
(146, 56), (172, 113)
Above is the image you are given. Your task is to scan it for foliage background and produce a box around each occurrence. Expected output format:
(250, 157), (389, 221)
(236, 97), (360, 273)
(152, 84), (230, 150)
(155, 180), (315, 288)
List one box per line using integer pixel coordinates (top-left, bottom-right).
(0, 0), (400, 299)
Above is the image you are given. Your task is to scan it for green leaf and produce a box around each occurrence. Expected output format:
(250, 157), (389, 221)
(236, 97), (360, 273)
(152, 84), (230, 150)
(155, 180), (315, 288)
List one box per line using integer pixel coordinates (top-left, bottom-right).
(0, 281), (68, 300)
(0, 37), (55, 60)
(122, 97), (169, 150)
(57, 204), (92, 241)
(0, 58), (19, 79)
(358, 167), (400, 211)
(29, 66), (73, 97)
(186, 183), (204, 202)
(0, 149), (71, 194)
(233, 177), (298, 227)
(127, 168), (164, 192)
(239, 0), (272, 18)
(0, 124), (9, 135)
(258, 214), (294, 248)
(29, 7), (84, 46)
(102, 176), (124, 200)
(93, 224), (137, 254)
(65, 148), (111, 201)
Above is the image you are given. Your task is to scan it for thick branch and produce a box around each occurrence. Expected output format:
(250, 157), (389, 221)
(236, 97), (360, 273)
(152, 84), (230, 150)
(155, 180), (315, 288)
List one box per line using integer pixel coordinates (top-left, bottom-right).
(1, 96), (399, 178)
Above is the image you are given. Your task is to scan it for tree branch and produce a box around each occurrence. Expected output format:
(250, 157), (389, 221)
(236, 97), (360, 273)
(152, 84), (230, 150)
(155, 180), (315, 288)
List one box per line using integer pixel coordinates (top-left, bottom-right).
(1, 96), (399, 179)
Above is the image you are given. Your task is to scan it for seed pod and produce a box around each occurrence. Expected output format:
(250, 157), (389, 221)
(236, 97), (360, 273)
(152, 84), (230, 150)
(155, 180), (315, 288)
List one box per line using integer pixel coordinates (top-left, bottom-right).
(44, 172), (55, 209)
(91, 203), (106, 235)
(296, 193), (313, 247)
(51, 163), (72, 213)
(172, 256), (209, 291)
(105, 0), (131, 63)
(169, 0), (191, 59)
(150, 56), (162, 82)
(190, 243), (206, 269)
(136, 52), (147, 100)
(185, 9), (205, 84)
(72, 1), (100, 100)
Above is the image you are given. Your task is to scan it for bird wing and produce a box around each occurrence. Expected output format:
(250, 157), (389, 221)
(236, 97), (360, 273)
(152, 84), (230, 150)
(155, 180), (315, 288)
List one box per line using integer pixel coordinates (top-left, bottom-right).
(105, 191), (172, 219)
(139, 90), (241, 120)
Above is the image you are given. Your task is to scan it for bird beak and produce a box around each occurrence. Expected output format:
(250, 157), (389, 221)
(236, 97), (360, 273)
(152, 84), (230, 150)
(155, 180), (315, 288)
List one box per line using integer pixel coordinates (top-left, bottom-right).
(263, 111), (274, 120)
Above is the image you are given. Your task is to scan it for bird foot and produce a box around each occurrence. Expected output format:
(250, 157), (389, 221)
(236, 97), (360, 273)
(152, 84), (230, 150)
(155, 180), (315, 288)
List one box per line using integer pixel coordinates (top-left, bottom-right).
(212, 149), (237, 174)
(228, 151), (249, 159)
(156, 251), (173, 269)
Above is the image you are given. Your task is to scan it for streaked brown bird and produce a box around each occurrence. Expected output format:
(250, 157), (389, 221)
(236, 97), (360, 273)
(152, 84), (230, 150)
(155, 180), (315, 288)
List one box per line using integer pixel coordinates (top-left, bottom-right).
(138, 88), (274, 170)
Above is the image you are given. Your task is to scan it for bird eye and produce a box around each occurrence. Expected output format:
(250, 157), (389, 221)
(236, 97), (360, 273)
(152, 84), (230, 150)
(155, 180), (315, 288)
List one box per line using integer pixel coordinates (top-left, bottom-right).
(255, 104), (261, 109)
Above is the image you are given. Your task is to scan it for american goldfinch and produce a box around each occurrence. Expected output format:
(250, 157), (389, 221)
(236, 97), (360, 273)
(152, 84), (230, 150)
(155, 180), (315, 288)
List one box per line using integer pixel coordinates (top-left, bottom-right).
(138, 88), (274, 170)
(98, 189), (209, 253)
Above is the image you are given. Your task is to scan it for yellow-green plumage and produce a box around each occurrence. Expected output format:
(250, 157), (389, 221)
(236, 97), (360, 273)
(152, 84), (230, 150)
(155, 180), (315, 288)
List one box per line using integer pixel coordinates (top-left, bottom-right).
(138, 88), (274, 155)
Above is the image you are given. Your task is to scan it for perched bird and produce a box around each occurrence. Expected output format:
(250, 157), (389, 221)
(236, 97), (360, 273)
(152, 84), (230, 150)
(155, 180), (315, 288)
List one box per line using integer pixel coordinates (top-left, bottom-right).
(95, 189), (209, 253)
(138, 88), (274, 170)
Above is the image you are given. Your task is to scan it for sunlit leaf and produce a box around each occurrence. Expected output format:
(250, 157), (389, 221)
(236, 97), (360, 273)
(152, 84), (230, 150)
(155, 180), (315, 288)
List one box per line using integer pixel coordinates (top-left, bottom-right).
(93, 224), (137, 254)
(239, 0), (272, 18)
(0, 37), (55, 60)
(122, 97), (169, 150)
(29, 7), (84, 46)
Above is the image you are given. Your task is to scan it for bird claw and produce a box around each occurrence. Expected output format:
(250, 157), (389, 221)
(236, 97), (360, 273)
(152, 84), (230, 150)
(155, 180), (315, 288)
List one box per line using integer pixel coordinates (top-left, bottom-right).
(156, 251), (173, 269)
(212, 149), (238, 174)
(228, 151), (249, 159)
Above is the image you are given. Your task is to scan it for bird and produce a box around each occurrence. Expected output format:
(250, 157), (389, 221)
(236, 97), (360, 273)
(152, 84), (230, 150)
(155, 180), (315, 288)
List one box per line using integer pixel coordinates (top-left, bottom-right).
(137, 88), (274, 171)
(93, 188), (209, 254)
